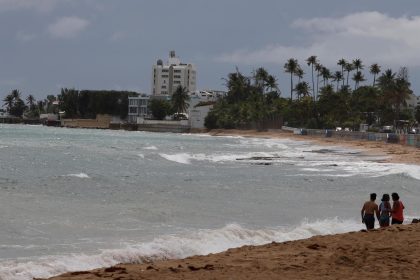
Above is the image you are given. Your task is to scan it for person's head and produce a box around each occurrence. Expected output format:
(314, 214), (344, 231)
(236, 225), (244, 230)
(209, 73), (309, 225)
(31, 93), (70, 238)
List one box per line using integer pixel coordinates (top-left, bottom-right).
(381, 193), (390, 202)
(370, 193), (377, 201)
(391, 192), (399, 201)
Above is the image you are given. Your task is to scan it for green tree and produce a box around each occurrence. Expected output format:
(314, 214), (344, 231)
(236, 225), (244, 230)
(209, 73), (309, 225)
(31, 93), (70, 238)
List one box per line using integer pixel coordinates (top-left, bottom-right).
(149, 99), (172, 120)
(369, 63), (381, 86)
(306, 55), (318, 99)
(337, 58), (347, 87)
(332, 71), (343, 91)
(352, 71), (366, 90)
(284, 58), (299, 100)
(320, 66), (331, 87)
(344, 63), (354, 87)
(294, 81), (310, 100)
(352, 58), (364, 73)
(315, 63), (323, 99)
(58, 88), (79, 118)
(2, 94), (14, 113)
(171, 86), (190, 117)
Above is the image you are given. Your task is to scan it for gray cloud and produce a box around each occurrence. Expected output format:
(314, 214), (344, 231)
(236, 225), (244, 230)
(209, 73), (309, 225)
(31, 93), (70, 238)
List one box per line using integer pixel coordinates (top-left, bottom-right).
(218, 11), (420, 68)
(0, 0), (59, 12)
(47, 17), (90, 39)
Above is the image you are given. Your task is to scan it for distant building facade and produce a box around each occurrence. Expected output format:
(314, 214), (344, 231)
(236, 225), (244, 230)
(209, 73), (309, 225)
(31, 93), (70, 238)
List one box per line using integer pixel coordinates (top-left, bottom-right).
(128, 95), (150, 123)
(188, 90), (226, 129)
(152, 51), (197, 96)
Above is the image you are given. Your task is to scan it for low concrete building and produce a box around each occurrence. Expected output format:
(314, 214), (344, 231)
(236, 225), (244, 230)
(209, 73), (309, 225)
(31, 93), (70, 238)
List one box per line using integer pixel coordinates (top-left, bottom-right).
(128, 95), (150, 123)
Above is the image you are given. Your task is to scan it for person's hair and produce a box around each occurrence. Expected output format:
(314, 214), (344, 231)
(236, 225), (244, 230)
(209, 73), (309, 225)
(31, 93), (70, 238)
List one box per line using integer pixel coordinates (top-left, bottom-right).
(391, 192), (399, 201)
(381, 193), (390, 202)
(370, 193), (377, 200)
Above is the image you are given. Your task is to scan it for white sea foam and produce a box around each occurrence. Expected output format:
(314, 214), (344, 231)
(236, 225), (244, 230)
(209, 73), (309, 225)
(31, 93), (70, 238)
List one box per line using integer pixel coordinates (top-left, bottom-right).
(137, 154), (145, 159)
(65, 173), (90, 179)
(0, 218), (363, 280)
(159, 153), (192, 164)
(143, 146), (158, 150)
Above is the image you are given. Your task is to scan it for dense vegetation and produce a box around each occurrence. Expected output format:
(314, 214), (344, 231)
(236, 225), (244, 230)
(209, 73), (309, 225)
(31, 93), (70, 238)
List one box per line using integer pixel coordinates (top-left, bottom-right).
(206, 57), (418, 130)
(2, 89), (137, 119)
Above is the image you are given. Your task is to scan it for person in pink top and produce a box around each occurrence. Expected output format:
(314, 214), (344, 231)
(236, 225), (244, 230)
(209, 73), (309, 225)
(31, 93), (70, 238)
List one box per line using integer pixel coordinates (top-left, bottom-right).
(391, 192), (405, 225)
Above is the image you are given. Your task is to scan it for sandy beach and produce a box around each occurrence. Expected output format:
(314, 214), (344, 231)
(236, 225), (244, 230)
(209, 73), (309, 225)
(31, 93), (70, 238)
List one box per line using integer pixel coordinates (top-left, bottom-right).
(42, 129), (420, 280)
(45, 223), (420, 280)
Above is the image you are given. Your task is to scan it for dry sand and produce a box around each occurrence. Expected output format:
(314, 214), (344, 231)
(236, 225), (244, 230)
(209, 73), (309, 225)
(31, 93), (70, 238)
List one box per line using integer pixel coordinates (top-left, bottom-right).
(43, 129), (420, 280)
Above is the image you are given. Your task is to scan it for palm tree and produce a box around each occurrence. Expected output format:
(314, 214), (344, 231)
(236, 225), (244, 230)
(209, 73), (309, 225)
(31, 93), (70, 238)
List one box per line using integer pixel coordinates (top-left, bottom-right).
(295, 67), (304, 83)
(294, 81), (311, 100)
(369, 63), (381, 86)
(315, 63), (323, 99)
(26, 94), (36, 110)
(265, 75), (278, 93)
(337, 58), (347, 86)
(254, 67), (268, 93)
(11, 89), (21, 100)
(171, 85), (190, 117)
(306, 55), (317, 99)
(284, 58), (299, 100)
(2, 94), (14, 113)
(344, 63), (354, 87)
(352, 58), (364, 72)
(320, 66), (331, 87)
(352, 71), (366, 90)
(332, 71), (343, 91)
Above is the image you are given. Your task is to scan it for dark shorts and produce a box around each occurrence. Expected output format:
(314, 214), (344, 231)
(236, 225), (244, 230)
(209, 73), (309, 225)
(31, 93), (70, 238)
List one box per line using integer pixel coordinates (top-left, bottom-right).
(391, 219), (403, 225)
(364, 214), (375, 230)
(379, 216), (390, 227)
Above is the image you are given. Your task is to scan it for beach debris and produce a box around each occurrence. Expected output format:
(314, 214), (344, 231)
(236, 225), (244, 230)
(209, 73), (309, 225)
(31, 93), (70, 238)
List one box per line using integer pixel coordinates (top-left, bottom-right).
(188, 264), (215, 271)
(306, 243), (325, 250)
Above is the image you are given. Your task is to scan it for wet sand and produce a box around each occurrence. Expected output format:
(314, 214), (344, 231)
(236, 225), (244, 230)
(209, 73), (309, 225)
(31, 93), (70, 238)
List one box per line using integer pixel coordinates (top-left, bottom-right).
(44, 224), (420, 280)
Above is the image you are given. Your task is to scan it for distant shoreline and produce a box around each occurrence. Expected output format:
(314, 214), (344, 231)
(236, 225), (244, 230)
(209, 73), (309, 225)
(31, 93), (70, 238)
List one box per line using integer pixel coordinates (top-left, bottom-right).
(207, 129), (420, 166)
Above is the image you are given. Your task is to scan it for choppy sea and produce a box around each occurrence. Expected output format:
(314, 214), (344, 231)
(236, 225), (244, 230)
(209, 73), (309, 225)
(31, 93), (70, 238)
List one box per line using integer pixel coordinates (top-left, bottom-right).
(0, 124), (419, 280)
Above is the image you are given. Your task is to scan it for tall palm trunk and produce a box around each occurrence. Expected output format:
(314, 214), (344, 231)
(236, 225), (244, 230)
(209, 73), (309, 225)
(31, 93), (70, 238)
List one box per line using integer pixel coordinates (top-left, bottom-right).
(311, 65), (315, 100)
(290, 72), (293, 100)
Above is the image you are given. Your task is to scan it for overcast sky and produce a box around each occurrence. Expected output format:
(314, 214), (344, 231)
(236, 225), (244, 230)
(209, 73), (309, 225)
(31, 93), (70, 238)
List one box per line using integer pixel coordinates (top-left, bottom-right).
(1, 0), (420, 100)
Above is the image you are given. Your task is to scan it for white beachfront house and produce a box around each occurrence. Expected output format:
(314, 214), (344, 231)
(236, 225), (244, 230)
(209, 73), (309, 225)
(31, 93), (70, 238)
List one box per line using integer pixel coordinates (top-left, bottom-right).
(188, 90), (226, 129)
(152, 51), (197, 97)
(128, 94), (150, 123)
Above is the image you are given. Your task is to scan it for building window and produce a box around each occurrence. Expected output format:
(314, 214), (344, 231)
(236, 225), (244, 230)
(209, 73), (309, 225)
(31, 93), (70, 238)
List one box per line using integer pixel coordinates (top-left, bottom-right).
(161, 75), (169, 78)
(162, 85), (167, 89)
(174, 81), (181, 84)
(174, 70), (181, 73)
(174, 75), (181, 79)
(162, 69), (169, 73)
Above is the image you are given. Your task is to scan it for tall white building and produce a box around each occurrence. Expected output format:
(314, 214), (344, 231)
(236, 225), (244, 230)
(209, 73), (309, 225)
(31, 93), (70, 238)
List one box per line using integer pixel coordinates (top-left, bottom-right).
(152, 51), (197, 96)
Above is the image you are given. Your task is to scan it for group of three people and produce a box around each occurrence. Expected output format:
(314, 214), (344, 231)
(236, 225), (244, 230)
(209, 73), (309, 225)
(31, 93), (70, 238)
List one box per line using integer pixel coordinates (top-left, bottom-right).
(361, 192), (405, 230)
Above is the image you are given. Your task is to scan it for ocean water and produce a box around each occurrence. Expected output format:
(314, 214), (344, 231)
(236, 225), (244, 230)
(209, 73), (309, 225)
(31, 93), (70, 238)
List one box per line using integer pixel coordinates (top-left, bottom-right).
(0, 124), (419, 280)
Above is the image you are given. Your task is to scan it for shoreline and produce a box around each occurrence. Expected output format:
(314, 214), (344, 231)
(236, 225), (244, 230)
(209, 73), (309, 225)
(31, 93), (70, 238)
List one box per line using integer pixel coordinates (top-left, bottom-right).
(207, 129), (420, 166)
(45, 223), (420, 280)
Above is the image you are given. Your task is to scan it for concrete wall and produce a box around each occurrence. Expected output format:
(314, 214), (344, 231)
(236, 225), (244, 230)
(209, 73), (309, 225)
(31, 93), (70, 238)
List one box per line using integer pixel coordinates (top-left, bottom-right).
(61, 114), (112, 129)
(296, 128), (420, 148)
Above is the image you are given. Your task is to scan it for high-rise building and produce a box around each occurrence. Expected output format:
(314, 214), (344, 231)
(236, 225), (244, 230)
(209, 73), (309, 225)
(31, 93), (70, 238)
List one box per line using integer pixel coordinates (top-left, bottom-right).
(152, 51), (197, 96)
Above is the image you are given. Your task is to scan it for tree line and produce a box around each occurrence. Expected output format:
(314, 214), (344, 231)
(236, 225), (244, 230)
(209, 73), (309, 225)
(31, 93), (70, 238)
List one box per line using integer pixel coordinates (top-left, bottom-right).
(205, 56), (419, 130)
(2, 89), (138, 119)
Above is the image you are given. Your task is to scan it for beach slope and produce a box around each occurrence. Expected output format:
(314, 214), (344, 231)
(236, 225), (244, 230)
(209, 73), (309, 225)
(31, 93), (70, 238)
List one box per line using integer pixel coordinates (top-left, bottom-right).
(44, 224), (420, 280)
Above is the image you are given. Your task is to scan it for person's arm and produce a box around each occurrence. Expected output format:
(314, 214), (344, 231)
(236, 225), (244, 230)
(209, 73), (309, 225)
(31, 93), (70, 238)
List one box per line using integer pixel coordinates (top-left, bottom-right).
(361, 204), (365, 223)
(375, 205), (380, 220)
